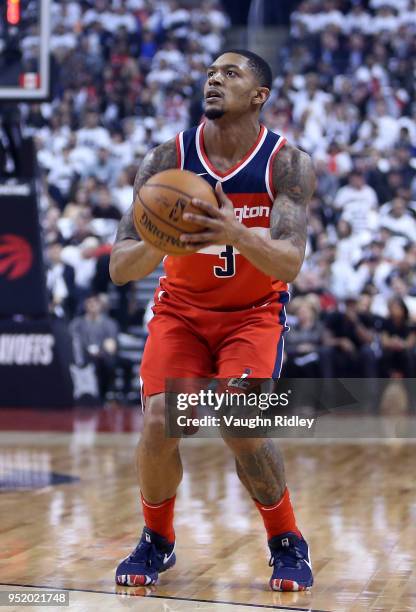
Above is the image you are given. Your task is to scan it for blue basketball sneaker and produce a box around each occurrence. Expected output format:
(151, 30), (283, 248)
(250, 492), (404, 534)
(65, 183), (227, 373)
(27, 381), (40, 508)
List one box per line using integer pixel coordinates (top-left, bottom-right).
(115, 527), (176, 586)
(268, 532), (313, 591)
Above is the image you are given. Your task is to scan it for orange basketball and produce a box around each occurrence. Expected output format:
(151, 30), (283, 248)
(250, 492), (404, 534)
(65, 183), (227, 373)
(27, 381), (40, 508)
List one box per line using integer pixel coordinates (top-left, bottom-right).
(133, 169), (218, 255)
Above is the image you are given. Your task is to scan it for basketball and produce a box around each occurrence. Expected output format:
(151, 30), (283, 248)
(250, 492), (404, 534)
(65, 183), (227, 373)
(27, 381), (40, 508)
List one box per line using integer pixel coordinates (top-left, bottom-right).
(133, 169), (219, 255)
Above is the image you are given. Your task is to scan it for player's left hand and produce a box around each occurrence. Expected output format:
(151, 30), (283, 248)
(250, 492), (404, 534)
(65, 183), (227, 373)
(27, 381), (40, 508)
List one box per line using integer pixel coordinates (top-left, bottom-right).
(180, 182), (244, 248)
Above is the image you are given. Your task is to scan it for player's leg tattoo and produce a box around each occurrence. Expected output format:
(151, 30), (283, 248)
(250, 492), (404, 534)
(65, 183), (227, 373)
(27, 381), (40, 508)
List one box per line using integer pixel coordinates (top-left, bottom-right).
(235, 457), (256, 498)
(229, 439), (286, 505)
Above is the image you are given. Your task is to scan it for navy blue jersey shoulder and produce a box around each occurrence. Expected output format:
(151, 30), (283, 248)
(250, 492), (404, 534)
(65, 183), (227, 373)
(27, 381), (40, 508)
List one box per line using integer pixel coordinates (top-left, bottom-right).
(179, 125), (283, 194)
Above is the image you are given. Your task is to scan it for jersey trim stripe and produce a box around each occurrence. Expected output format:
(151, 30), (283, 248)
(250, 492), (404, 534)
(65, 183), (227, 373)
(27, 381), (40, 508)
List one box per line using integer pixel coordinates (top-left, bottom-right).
(196, 123), (268, 182)
(139, 375), (145, 412)
(272, 334), (285, 379)
(265, 136), (287, 200)
(176, 132), (185, 169)
(272, 297), (289, 379)
(175, 133), (181, 168)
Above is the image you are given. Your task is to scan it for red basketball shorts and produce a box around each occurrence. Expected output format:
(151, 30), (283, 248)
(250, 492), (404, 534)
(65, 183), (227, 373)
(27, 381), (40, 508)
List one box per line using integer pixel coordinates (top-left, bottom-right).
(140, 292), (288, 398)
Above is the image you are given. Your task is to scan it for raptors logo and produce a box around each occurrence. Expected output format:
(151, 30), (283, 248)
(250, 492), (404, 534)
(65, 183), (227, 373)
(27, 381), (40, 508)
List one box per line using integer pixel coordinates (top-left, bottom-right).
(0, 234), (33, 280)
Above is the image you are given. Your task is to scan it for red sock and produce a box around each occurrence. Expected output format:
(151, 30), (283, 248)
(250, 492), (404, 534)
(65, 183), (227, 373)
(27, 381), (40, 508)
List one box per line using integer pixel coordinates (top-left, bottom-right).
(254, 487), (302, 540)
(141, 493), (176, 543)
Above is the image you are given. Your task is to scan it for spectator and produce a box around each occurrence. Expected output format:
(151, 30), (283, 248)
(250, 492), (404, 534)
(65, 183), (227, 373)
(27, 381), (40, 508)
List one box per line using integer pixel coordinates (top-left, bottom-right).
(380, 297), (416, 377)
(110, 129), (135, 167)
(322, 297), (378, 377)
(314, 158), (339, 206)
(112, 169), (134, 214)
(88, 146), (120, 185)
(315, 142), (353, 178)
(392, 146), (416, 188)
(334, 219), (363, 266)
(91, 185), (122, 220)
(357, 100), (400, 151)
(140, 29), (158, 66)
(61, 234), (101, 308)
(70, 294), (119, 400)
(47, 146), (79, 209)
(344, 4), (372, 34)
(380, 196), (416, 242)
(334, 171), (379, 242)
(43, 206), (65, 244)
(284, 299), (324, 378)
(77, 111), (111, 150)
(62, 186), (91, 220)
(388, 274), (416, 322)
(45, 240), (76, 319)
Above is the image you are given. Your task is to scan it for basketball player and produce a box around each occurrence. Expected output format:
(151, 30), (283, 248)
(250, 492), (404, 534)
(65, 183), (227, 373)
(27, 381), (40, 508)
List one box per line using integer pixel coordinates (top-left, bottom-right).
(110, 50), (315, 592)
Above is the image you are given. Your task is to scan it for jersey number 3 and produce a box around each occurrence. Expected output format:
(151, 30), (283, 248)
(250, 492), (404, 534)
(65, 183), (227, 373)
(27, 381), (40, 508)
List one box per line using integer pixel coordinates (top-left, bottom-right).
(214, 245), (236, 278)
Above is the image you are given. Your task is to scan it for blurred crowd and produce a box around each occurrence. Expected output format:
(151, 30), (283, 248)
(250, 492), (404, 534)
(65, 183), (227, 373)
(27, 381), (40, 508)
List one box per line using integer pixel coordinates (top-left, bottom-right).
(32, 0), (228, 300)
(13, 0), (416, 396)
(270, 0), (416, 380)
(24, 0), (229, 399)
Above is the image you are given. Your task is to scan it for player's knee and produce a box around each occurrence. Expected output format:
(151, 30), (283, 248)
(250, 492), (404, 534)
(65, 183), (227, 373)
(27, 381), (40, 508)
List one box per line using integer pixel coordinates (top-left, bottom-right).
(142, 394), (178, 449)
(143, 407), (166, 437)
(141, 418), (178, 453)
(143, 412), (165, 437)
(223, 436), (264, 455)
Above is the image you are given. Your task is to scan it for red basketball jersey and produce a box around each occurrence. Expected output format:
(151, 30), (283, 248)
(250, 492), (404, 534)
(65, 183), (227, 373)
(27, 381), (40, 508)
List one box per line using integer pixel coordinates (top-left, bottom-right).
(158, 123), (288, 310)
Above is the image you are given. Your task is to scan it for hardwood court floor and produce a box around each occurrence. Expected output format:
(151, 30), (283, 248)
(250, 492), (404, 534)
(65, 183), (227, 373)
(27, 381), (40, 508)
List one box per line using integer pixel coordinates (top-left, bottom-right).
(0, 411), (415, 612)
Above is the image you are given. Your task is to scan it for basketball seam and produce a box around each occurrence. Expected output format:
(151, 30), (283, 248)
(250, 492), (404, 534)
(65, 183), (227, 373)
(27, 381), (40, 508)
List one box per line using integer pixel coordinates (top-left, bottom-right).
(143, 182), (215, 202)
(136, 192), (201, 235)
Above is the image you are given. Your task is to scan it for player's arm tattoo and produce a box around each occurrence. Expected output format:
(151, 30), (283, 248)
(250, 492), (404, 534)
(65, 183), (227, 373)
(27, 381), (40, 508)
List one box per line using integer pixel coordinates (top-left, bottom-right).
(235, 441), (286, 505)
(114, 138), (177, 243)
(270, 144), (316, 264)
